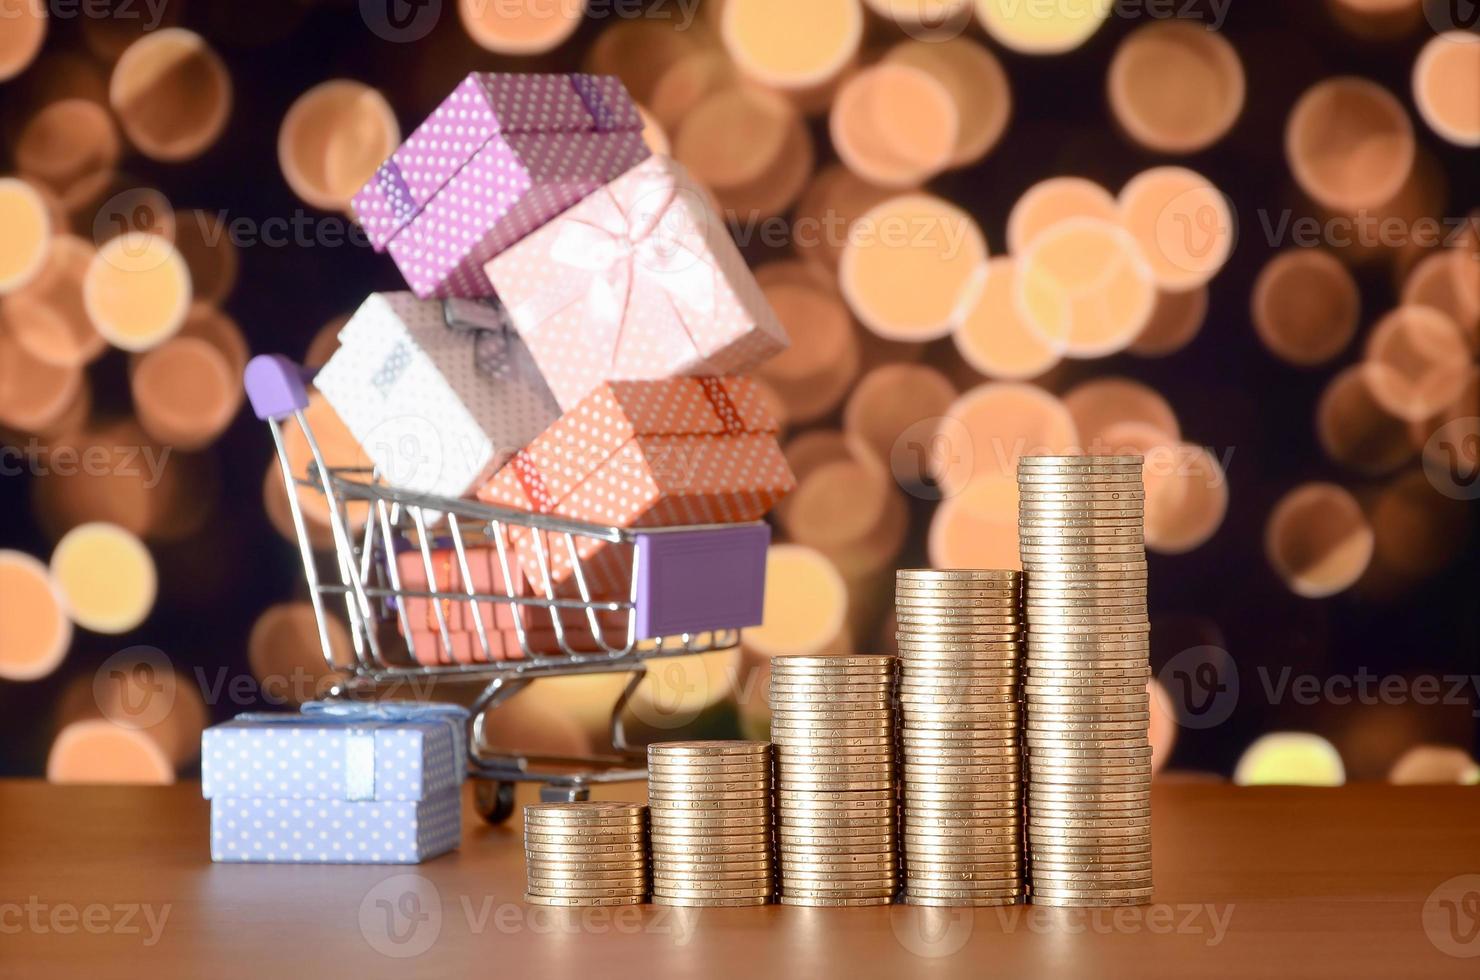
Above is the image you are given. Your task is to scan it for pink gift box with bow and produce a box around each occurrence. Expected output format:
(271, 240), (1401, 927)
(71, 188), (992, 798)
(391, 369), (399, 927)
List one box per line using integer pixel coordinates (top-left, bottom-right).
(483, 155), (790, 410)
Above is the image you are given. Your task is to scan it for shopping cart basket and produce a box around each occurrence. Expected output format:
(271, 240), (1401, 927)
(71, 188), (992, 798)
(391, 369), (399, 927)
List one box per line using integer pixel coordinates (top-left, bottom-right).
(245, 354), (770, 823)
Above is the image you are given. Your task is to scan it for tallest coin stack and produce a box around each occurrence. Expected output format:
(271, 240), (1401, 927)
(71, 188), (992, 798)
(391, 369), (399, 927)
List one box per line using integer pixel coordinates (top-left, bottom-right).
(1017, 455), (1153, 908)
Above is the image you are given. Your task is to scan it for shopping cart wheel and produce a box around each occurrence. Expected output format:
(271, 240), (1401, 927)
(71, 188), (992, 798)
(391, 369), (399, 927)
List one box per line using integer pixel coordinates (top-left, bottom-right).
(539, 783), (591, 804)
(473, 780), (517, 824)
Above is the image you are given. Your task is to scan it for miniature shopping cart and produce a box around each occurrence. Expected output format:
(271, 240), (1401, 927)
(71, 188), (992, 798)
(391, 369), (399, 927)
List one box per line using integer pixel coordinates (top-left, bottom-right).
(245, 355), (769, 824)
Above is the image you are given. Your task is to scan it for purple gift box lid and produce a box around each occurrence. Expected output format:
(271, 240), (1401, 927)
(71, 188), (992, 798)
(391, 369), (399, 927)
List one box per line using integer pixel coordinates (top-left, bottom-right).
(354, 73), (646, 252)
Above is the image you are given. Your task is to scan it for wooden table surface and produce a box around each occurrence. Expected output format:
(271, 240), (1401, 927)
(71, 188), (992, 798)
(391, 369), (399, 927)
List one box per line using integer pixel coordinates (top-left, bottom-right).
(2, 779), (1478, 979)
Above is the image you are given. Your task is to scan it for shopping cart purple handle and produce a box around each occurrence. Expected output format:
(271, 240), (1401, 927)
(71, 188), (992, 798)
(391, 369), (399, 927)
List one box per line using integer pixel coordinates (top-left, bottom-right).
(635, 523), (770, 639)
(245, 354), (316, 422)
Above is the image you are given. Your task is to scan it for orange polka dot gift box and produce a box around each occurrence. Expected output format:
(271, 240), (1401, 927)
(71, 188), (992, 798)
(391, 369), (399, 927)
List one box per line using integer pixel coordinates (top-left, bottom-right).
(484, 154), (791, 411)
(476, 376), (795, 599)
(392, 544), (627, 665)
(353, 73), (651, 299)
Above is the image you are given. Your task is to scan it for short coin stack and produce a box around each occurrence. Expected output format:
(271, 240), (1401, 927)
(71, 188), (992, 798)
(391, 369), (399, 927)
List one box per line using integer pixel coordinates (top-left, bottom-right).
(895, 568), (1025, 907)
(1017, 455), (1154, 908)
(770, 655), (898, 907)
(647, 741), (774, 907)
(523, 802), (649, 906)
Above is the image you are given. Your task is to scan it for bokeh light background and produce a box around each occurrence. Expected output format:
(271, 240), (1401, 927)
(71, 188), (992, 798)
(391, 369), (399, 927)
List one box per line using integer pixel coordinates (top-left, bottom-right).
(1, 0), (1477, 788)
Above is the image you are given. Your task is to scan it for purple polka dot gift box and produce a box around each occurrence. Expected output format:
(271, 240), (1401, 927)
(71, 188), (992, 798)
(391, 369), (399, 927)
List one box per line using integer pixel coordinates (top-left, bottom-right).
(201, 701), (468, 864)
(353, 73), (651, 299)
(484, 154), (791, 411)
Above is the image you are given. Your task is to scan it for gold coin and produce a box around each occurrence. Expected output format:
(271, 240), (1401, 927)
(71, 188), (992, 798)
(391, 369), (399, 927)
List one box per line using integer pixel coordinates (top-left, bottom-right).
(1028, 886), (1154, 901)
(768, 684), (893, 697)
(1018, 495), (1144, 507)
(526, 870), (650, 886)
(652, 883), (774, 899)
(649, 832), (771, 847)
(769, 694), (893, 709)
(777, 846), (897, 860)
(903, 859), (1021, 872)
(774, 750), (896, 765)
(771, 654), (896, 670)
(779, 864), (899, 879)
(524, 894), (644, 907)
(1017, 454), (1143, 467)
(652, 895), (771, 907)
(522, 835), (647, 851)
(779, 895), (893, 907)
(1029, 844), (1152, 860)
(898, 569), (1021, 582)
(777, 787), (895, 802)
(777, 883), (898, 897)
(904, 886), (1021, 901)
(525, 884), (650, 898)
(647, 818), (770, 835)
(776, 809), (898, 824)
(651, 859), (773, 873)
(1029, 868), (1152, 884)
(649, 740), (770, 757)
(904, 870), (1024, 886)
(896, 595), (1020, 608)
(648, 786), (771, 801)
(775, 801), (896, 815)
(647, 796), (771, 812)
(903, 894), (1019, 907)
(524, 856), (647, 870)
(522, 813), (644, 830)
(652, 872), (771, 887)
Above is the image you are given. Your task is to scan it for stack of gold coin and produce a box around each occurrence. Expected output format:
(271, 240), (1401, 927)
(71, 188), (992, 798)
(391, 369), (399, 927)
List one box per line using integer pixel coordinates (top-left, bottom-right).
(647, 741), (774, 907)
(769, 655), (898, 907)
(895, 568), (1025, 907)
(1017, 455), (1153, 908)
(523, 802), (649, 907)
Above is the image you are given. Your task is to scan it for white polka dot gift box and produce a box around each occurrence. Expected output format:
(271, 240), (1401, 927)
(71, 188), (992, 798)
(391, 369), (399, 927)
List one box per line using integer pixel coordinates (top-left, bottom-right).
(201, 701), (468, 864)
(475, 376), (796, 600)
(484, 154), (791, 412)
(353, 73), (651, 299)
(314, 291), (561, 500)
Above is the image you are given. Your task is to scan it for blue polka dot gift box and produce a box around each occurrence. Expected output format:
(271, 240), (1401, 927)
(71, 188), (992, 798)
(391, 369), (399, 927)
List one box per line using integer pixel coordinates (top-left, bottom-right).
(352, 73), (651, 300)
(201, 701), (469, 864)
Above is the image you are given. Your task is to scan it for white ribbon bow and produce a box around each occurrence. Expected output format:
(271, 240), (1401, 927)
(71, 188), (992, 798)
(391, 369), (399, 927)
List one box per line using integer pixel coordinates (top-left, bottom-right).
(538, 172), (718, 368)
